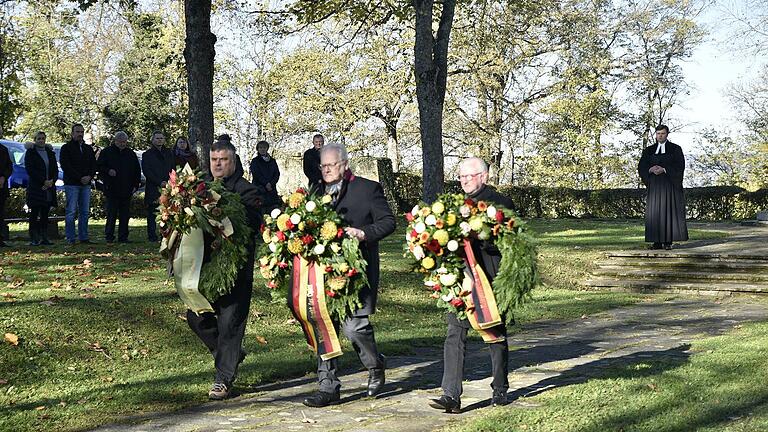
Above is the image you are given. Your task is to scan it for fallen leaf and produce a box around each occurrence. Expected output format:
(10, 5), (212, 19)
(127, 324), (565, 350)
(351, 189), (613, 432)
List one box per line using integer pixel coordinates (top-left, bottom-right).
(6, 277), (24, 289)
(82, 259), (92, 268)
(58, 401), (67, 407)
(80, 293), (96, 299)
(285, 318), (298, 325)
(256, 336), (268, 345)
(101, 376), (114, 383)
(580, 314), (588, 319)
(647, 383), (658, 391)
(177, 314), (187, 321)
(34, 406), (45, 411)
(144, 308), (155, 317)
(50, 281), (62, 288)
(4, 333), (19, 346)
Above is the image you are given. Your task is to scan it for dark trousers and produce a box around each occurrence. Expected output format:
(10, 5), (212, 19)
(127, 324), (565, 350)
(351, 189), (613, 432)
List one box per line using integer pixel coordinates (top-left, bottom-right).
(105, 196), (131, 242)
(317, 315), (384, 394)
(441, 312), (508, 401)
(0, 190), (7, 241)
(28, 205), (50, 241)
(186, 283), (252, 386)
(146, 205), (158, 241)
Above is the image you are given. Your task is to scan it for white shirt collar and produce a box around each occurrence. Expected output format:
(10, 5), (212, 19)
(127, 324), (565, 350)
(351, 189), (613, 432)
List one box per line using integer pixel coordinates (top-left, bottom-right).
(655, 141), (667, 154)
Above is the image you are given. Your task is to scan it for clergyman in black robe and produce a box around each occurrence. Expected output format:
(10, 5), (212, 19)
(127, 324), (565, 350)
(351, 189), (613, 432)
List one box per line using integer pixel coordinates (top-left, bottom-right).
(637, 124), (688, 249)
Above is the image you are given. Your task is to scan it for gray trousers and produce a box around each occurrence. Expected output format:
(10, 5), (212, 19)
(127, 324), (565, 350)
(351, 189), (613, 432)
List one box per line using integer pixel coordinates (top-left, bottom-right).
(441, 312), (508, 401)
(317, 315), (384, 394)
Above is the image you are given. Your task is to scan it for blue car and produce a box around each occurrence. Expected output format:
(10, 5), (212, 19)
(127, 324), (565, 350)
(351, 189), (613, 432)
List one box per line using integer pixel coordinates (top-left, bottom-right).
(1, 139), (65, 189)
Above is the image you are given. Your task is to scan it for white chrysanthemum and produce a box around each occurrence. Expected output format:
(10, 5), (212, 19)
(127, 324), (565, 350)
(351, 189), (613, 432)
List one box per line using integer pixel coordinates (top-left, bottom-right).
(459, 221), (471, 236)
(439, 273), (458, 287)
(486, 206), (497, 219)
(305, 201), (317, 212)
(412, 245), (425, 260)
(436, 266), (448, 274)
(290, 213), (301, 224)
(411, 204), (420, 215)
(414, 222), (427, 234)
(425, 215), (437, 226)
(459, 205), (471, 217)
(270, 208), (281, 218)
(268, 242), (277, 253)
(441, 292), (455, 302)
(313, 243), (325, 254)
(447, 240), (459, 252)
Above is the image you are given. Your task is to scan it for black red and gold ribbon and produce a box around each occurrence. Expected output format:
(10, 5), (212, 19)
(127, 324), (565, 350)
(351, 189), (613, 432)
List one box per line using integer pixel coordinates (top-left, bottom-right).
(289, 255), (343, 360)
(462, 239), (505, 344)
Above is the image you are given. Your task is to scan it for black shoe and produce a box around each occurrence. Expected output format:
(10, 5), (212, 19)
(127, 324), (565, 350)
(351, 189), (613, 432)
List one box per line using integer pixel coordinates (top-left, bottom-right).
(79, 239), (94, 244)
(429, 395), (461, 413)
(302, 391), (340, 408)
(118, 239), (131, 244)
(650, 242), (662, 250)
(492, 391), (509, 406)
(105, 239), (115, 244)
(40, 239), (53, 245)
(367, 355), (386, 397)
(664, 243), (672, 250)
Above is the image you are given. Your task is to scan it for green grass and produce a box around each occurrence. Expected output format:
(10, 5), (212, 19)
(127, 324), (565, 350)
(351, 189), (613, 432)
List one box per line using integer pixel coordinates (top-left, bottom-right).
(0, 219), (735, 431)
(445, 318), (768, 432)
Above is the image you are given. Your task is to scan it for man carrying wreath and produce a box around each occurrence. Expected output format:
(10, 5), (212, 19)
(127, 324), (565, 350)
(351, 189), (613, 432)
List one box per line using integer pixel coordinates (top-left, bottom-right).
(303, 143), (396, 407)
(186, 139), (262, 400)
(429, 157), (515, 413)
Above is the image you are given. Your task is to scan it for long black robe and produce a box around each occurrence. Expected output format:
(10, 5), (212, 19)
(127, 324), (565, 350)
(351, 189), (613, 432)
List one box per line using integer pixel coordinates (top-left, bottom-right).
(638, 141), (688, 243)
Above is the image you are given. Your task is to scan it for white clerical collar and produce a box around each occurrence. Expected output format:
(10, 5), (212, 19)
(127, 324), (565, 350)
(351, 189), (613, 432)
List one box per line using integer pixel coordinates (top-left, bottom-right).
(655, 141), (667, 154)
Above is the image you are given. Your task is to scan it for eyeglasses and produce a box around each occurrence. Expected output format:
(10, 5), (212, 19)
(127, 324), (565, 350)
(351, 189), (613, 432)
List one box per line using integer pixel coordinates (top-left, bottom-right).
(319, 160), (346, 170)
(458, 172), (483, 180)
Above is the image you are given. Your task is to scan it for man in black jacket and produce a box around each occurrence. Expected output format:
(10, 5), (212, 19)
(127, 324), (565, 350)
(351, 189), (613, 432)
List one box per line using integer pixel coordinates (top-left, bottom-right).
(302, 133), (324, 192)
(60, 123), (97, 244)
(98, 131), (141, 243)
(429, 157), (515, 414)
(0, 140), (12, 246)
(186, 139), (262, 401)
(141, 131), (175, 242)
(302, 142), (396, 408)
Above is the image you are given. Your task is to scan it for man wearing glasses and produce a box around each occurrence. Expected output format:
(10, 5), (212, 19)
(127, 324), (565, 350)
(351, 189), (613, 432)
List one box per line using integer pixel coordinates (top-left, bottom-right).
(302, 142), (396, 408)
(429, 157), (515, 413)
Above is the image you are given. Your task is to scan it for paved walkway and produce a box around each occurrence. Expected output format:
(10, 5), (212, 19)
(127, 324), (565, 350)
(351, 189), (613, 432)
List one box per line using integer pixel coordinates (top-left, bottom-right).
(91, 296), (768, 432)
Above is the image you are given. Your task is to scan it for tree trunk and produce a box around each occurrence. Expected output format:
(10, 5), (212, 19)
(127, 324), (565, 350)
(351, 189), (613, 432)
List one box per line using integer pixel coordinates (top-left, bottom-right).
(384, 115), (400, 172)
(413, 0), (456, 203)
(183, 0), (216, 173)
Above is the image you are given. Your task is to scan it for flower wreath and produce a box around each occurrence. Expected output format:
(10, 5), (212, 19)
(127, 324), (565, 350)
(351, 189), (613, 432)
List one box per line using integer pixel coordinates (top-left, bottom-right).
(404, 193), (538, 322)
(258, 188), (368, 320)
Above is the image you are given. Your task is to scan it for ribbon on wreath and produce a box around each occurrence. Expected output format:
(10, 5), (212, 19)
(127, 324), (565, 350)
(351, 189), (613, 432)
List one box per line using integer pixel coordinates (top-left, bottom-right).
(288, 255), (343, 361)
(462, 239), (505, 344)
(172, 228), (214, 315)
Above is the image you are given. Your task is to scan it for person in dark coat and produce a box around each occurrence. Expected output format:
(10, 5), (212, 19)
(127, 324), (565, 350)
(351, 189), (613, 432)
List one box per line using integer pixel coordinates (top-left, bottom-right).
(302, 133), (324, 193)
(186, 139), (262, 401)
(302, 142), (396, 408)
(0, 140), (12, 246)
(173, 136), (199, 170)
(98, 131), (141, 243)
(141, 131), (175, 242)
(59, 123), (97, 244)
(249, 140), (279, 211)
(638, 124), (688, 250)
(24, 132), (58, 246)
(429, 157), (515, 414)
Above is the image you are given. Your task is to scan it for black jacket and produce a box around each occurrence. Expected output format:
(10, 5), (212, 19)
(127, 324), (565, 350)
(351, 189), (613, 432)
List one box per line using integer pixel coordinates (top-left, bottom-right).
(302, 147), (322, 191)
(250, 155), (279, 204)
(59, 139), (97, 186)
(142, 146), (176, 204)
(219, 170), (262, 296)
(638, 141), (685, 187)
(25, 145), (58, 208)
(97, 145), (142, 199)
(0, 144), (11, 193)
(332, 173), (396, 316)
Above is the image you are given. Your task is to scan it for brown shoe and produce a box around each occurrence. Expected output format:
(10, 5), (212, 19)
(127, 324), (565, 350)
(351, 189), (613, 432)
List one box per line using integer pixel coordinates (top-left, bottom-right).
(208, 382), (230, 400)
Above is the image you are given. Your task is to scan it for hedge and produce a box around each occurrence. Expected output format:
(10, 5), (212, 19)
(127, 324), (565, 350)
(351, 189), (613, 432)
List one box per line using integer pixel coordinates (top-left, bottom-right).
(4, 188), (148, 220)
(392, 174), (768, 221)
(5, 180), (766, 222)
